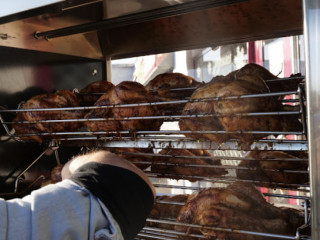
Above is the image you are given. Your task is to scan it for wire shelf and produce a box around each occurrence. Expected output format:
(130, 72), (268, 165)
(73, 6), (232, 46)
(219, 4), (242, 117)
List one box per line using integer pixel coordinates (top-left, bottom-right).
(0, 77), (310, 240)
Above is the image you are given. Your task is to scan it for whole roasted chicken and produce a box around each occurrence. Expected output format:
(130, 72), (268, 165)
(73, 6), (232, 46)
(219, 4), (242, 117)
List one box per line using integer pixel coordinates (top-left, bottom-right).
(227, 63), (303, 92)
(236, 151), (309, 188)
(12, 90), (83, 143)
(151, 149), (226, 182)
(104, 147), (154, 170)
(78, 80), (114, 106)
(84, 81), (163, 133)
(176, 182), (304, 240)
(179, 64), (302, 145)
(145, 73), (203, 113)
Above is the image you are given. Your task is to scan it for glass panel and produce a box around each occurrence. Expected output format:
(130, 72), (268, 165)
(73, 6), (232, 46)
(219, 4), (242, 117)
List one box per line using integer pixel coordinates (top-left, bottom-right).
(110, 36), (307, 198)
(111, 36), (304, 84)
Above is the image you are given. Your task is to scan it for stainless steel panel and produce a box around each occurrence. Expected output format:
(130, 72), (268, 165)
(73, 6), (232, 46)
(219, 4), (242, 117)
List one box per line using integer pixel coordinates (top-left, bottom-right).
(303, 0), (320, 239)
(0, 17), (103, 59)
(0, 0), (312, 238)
(99, 0), (303, 59)
(104, 0), (197, 18)
(0, 0), (63, 18)
(0, 46), (104, 108)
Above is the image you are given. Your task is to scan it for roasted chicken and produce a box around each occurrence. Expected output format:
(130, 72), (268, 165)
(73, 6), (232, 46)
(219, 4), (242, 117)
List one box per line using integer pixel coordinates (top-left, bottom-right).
(179, 65), (303, 145)
(12, 90), (83, 142)
(84, 81), (163, 133)
(227, 63), (303, 92)
(236, 151), (309, 188)
(176, 182), (304, 240)
(145, 73), (203, 113)
(151, 149), (226, 182)
(148, 194), (189, 230)
(104, 147), (154, 170)
(78, 80), (114, 106)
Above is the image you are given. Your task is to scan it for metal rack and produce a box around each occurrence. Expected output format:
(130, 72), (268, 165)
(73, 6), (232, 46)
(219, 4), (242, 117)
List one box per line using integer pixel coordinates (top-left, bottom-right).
(139, 220), (311, 240)
(0, 75), (311, 239)
(139, 188), (311, 240)
(0, 0), (318, 238)
(0, 80), (306, 146)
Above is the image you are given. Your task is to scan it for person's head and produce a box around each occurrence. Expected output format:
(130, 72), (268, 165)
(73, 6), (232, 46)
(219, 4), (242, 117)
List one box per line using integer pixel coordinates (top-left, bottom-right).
(62, 150), (156, 239)
(61, 150), (156, 198)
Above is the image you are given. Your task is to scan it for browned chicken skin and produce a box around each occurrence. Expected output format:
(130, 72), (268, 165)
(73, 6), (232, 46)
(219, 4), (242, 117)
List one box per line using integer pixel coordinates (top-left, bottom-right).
(179, 80), (228, 143)
(149, 194), (189, 230)
(104, 147), (154, 170)
(84, 81), (163, 132)
(12, 90), (83, 143)
(151, 149), (226, 181)
(228, 63), (303, 92)
(145, 73), (203, 113)
(176, 182), (304, 240)
(236, 151), (309, 188)
(179, 64), (302, 145)
(78, 80), (114, 106)
(146, 73), (202, 101)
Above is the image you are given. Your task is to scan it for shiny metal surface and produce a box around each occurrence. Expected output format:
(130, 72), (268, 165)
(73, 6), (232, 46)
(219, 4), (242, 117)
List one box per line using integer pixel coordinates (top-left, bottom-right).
(0, 0), (104, 59)
(142, 219), (298, 240)
(0, 19), (103, 59)
(0, 87), (302, 111)
(0, 1), (312, 238)
(1, 0), (302, 59)
(0, 0), (103, 25)
(0, 48), (104, 110)
(0, 0), (63, 17)
(99, 0), (303, 59)
(303, 0), (320, 239)
(151, 177), (309, 190)
(0, 0), (65, 24)
(104, 0), (197, 18)
(59, 139), (308, 151)
(34, 0), (247, 39)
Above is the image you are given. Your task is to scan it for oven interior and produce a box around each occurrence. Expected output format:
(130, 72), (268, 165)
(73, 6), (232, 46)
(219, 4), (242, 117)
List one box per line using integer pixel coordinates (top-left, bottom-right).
(0, 0), (311, 239)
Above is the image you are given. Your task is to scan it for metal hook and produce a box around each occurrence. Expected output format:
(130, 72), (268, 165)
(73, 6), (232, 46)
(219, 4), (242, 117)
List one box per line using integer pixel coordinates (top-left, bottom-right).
(72, 88), (79, 94)
(0, 106), (23, 142)
(14, 148), (48, 193)
(48, 140), (60, 165)
(24, 175), (45, 192)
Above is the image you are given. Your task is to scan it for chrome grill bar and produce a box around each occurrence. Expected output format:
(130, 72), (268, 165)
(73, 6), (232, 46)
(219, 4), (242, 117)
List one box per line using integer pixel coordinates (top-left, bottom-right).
(144, 219), (298, 240)
(0, 90), (300, 113)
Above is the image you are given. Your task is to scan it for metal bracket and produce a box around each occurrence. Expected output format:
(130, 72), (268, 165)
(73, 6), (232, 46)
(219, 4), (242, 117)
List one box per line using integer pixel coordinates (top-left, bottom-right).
(14, 140), (60, 193)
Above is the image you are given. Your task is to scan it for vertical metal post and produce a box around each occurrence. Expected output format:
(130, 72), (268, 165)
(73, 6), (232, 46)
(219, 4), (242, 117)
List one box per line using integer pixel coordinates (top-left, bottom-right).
(304, 199), (310, 224)
(303, 0), (320, 239)
(106, 57), (112, 82)
(102, 0), (112, 83)
(292, 35), (301, 74)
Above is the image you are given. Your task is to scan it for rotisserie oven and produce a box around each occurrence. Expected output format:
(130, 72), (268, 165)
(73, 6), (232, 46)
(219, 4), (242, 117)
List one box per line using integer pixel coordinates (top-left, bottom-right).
(1, 0), (319, 239)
